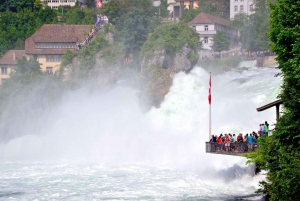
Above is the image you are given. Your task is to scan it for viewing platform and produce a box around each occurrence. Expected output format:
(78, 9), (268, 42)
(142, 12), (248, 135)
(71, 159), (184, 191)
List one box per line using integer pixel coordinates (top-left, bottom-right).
(205, 142), (259, 156)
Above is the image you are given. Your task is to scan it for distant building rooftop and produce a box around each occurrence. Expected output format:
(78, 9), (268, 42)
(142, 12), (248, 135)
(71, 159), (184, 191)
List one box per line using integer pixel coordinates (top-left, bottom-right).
(188, 12), (230, 26)
(0, 50), (26, 65)
(25, 24), (91, 55)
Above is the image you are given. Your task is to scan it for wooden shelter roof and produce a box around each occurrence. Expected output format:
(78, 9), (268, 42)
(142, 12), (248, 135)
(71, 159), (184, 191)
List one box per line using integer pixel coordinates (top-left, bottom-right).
(256, 99), (283, 112)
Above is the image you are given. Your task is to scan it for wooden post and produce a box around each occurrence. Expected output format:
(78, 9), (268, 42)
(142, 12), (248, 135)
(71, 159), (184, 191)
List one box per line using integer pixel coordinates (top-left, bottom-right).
(276, 103), (280, 121)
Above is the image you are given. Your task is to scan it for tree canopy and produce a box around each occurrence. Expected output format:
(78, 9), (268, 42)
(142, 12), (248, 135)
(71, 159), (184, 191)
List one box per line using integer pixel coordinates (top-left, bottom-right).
(229, 0), (274, 51)
(211, 31), (230, 53)
(246, 0), (300, 200)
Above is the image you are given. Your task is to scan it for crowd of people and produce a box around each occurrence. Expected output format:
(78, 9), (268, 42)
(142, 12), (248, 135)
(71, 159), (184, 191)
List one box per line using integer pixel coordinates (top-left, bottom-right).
(76, 14), (109, 51)
(209, 121), (270, 153)
(201, 49), (275, 60)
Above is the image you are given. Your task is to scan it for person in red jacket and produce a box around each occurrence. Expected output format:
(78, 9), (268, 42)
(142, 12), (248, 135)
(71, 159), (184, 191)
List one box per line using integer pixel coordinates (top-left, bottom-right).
(217, 136), (223, 151)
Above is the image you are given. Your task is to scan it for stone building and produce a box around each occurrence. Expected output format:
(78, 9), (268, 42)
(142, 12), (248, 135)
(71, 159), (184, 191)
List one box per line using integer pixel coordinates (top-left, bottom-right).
(0, 50), (26, 84)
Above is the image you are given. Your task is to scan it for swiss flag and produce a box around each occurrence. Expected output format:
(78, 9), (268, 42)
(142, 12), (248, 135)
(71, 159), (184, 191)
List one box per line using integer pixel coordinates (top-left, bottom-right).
(208, 74), (211, 105)
(97, 0), (103, 8)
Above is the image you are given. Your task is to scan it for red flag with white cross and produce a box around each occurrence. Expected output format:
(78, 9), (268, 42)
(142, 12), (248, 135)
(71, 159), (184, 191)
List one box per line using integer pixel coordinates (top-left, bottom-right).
(97, 0), (103, 8)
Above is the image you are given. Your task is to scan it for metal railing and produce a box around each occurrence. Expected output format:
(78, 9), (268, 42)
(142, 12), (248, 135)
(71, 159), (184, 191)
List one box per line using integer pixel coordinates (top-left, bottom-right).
(77, 25), (101, 51)
(206, 142), (259, 154)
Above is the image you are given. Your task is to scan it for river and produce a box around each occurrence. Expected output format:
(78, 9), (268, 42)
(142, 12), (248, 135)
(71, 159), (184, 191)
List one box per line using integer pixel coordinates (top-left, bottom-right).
(0, 65), (282, 200)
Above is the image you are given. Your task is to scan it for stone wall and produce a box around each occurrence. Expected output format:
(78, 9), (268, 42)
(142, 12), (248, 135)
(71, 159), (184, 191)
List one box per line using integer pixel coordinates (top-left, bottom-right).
(257, 56), (278, 67)
(263, 56), (278, 67)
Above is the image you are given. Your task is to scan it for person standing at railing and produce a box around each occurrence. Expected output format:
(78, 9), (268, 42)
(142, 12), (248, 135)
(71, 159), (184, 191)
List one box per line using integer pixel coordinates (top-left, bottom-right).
(230, 134), (235, 151)
(243, 134), (248, 152)
(237, 133), (243, 152)
(77, 42), (81, 50)
(224, 134), (231, 152)
(210, 135), (217, 151)
(89, 29), (94, 42)
(264, 121), (269, 136)
(96, 14), (101, 30)
(210, 135), (217, 143)
(103, 15), (108, 24)
(248, 133), (254, 151)
(260, 123), (265, 136)
(217, 136), (223, 151)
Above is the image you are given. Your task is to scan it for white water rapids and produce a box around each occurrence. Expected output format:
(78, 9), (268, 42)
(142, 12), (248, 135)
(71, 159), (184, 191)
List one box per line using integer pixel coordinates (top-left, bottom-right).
(0, 65), (281, 200)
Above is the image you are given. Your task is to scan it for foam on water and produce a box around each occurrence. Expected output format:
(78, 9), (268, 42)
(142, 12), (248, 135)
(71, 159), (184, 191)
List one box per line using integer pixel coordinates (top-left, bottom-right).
(0, 66), (282, 200)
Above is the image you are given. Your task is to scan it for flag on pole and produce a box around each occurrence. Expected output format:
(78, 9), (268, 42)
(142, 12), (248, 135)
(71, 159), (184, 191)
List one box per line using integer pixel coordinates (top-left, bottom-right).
(208, 74), (211, 104)
(97, 0), (103, 8)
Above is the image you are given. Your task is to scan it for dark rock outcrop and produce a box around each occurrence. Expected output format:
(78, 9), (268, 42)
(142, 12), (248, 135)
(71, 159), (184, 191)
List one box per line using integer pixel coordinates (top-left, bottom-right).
(140, 44), (198, 108)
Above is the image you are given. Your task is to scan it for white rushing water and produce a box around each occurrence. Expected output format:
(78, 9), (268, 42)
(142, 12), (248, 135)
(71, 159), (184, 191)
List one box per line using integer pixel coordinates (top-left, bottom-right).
(0, 66), (281, 200)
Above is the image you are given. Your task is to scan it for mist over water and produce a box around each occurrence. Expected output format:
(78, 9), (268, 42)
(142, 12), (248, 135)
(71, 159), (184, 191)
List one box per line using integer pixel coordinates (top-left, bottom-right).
(0, 66), (282, 200)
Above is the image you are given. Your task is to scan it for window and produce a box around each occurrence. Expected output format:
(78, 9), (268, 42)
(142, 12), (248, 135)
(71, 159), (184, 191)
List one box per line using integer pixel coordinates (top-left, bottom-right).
(46, 55), (62, 62)
(240, 5), (244, 11)
(36, 42), (75, 49)
(204, 25), (208, 31)
(234, 0), (238, 2)
(250, 4), (254, 11)
(241, 0), (244, 1)
(234, 5), (238, 12)
(204, 37), (208, 44)
(46, 67), (53, 75)
(1, 67), (7, 74)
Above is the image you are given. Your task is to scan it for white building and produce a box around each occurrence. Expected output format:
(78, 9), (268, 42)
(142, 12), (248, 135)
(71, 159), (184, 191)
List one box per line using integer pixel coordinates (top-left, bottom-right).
(44, 0), (77, 10)
(230, 0), (255, 19)
(188, 12), (238, 50)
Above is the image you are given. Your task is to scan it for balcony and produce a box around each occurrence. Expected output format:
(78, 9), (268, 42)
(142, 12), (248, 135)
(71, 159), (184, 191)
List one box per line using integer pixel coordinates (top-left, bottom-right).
(198, 30), (216, 35)
(205, 142), (259, 156)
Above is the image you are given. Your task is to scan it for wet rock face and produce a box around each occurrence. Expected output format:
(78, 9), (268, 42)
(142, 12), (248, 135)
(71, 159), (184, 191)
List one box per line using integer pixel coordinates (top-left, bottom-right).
(173, 44), (196, 72)
(93, 51), (121, 87)
(61, 28), (122, 87)
(143, 44), (197, 73)
(61, 53), (121, 87)
(140, 44), (199, 108)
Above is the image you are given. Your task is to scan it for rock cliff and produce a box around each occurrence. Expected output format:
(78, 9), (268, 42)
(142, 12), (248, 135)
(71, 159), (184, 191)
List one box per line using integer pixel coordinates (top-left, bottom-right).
(139, 23), (199, 108)
(60, 24), (125, 87)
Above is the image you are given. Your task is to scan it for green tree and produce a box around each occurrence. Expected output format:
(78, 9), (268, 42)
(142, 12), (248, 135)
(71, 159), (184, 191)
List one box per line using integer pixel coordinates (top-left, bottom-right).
(246, 0), (300, 200)
(211, 31), (230, 53)
(229, 12), (248, 31)
(115, 0), (160, 64)
(100, 0), (123, 25)
(229, 0), (273, 51)
(0, 6), (57, 57)
(0, 57), (63, 141)
(198, 0), (215, 14)
(141, 22), (200, 58)
(117, 7), (154, 56)
(17, 57), (42, 74)
(86, 0), (96, 8)
(197, 0), (230, 19)
(251, 0), (273, 51)
(157, 0), (169, 18)
(180, 7), (200, 23)
(2, 0), (35, 12)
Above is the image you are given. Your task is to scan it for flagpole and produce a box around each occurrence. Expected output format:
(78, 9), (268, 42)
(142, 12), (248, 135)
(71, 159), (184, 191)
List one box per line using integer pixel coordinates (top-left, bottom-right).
(209, 72), (211, 141)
